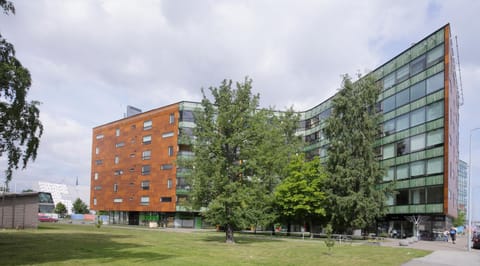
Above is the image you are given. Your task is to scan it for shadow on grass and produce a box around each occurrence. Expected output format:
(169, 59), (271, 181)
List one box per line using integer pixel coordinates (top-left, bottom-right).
(201, 233), (282, 245)
(0, 225), (174, 265)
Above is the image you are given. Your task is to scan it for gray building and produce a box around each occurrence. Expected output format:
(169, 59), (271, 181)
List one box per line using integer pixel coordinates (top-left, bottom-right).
(0, 192), (39, 229)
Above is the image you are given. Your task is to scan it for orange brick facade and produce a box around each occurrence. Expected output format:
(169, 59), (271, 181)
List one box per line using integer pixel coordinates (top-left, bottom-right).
(90, 103), (179, 213)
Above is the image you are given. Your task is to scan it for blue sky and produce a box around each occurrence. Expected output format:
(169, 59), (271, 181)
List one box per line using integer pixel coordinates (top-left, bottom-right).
(0, 0), (479, 220)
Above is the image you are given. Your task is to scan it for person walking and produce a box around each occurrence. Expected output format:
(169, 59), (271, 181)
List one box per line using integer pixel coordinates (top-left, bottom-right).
(449, 227), (457, 244)
(443, 230), (449, 242)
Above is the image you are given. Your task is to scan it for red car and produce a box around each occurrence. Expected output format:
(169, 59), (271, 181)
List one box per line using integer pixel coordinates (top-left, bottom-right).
(38, 215), (58, 223)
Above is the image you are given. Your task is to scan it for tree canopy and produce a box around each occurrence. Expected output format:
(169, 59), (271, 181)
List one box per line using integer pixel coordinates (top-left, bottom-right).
(323, 74), (389, 233)
(186, 77), (300, 243)
(54, 202), (68, 218)
(275, 154), (327, 237)
(1, 0), (43, 184)
(72, 198), (89, 214)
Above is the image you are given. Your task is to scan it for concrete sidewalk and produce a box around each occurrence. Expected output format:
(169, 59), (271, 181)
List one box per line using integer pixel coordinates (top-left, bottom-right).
(380, 235), (480, 265)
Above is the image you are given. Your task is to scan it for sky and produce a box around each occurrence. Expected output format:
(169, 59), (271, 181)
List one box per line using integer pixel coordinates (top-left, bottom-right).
(1, 0), (479, 220)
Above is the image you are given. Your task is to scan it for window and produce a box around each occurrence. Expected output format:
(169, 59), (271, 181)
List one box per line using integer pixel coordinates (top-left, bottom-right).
(143, 135), (152, 144)
(427, 157), (443, 175)
(411, 188), (426, 204)
(395, 89), (410, 108)
(426, 101), (444, 121)
(160, 197), (172, 202)
(143, 120), (152, 130)
(396, 65), (409, 83)
(93, 197), (97, 206)
(386, 195), (394, 206)
(167, 179), (173, 189)
(410, 55), (426, 76)
(383, 167), (395, 182)
(180, 110), (195, 122)
(396, 164), (409, 180)
(410, 80), (426, 101)
(94, 172), (98, 180)
(410, 133), (426, 152)
(383, 73), (395, 90)
(426, 71), (444, 95)
(383, 119), (395, 136)
(396, 139), (409, 156)
(113, 198), (123, 203)
(168, 146), (174, 156)
(427, 44), (444, 67)
(410, 107), (425, 127)
(396, 189), (409, 205)
(396, 114), (410, 132)
(142, 150), (151, 160)
(115, 142), (125, 148)
(162, 132), (174, 138)
(141, 165), (151, 175)
(113, 183), (118, 192)
(169, 113), (175, 124)
(114, 155), (119, 164)
(116, 128), (120, 137)
(114, 170), (124, 176)
(95, 160), (103, 165)
(140, 196), (150, 205)
(382, 95), (395, 113)
(161, 164), (173, 170)
(382, 144), (395, 159)
(427, 129), (444, 147)
(410, 160), (425, 177)
(426, 186), (443, 203)
(95, 147), (99, 155)
(94, 186), (102, 190)
(141, 181), (150, 190)
(96, 134), (104, 140)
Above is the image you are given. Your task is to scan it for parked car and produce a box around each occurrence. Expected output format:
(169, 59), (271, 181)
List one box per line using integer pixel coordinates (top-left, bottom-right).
(38, 215), (58, 223)
(473, 232), (480, 249)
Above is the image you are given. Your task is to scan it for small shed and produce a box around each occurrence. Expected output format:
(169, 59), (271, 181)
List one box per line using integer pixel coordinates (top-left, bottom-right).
(0, 192), (39, 229)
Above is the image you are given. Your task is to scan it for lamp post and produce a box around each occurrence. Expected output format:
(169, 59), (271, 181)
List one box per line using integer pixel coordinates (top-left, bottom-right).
(468, 127), (480, 252)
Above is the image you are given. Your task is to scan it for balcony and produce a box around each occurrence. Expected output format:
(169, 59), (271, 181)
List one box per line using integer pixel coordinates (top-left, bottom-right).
(387, 203), (443, 214)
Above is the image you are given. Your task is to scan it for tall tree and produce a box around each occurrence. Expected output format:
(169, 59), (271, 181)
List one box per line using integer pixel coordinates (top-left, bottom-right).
(72, 198), (89, 214)
(323, 74), (388, 233)
(275, 154), (327, 238)
(1, 1), (43, 185)
(187, 78), (300, 243)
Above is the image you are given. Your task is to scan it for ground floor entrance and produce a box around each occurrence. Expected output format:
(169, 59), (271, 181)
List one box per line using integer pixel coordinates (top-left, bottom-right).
(104, 211), (205, 228)
(377, 214), (454, 240)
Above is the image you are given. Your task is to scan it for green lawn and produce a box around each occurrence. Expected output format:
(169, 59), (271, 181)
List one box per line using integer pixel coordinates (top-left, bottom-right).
(0, 224), (429, 265)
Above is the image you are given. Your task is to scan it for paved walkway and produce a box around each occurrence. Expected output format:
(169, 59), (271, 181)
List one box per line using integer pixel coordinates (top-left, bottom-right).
(380, 235), (480, 265)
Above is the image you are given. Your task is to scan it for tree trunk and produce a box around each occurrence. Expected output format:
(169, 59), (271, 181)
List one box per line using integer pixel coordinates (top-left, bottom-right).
(309, 218), (314, 239)
(225, 223), (235, 244)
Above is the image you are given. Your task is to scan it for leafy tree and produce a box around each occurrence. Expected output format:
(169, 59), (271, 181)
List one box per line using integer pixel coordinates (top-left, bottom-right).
(72, 198), (89, 214)
(22, 188), (34, 192)
(275, 154), (327, 238)
(453, 211), (466, 227)
(1, 1), (43, 184)
(187, 78), (300, 243)
(323, 74), (388, 233)
(54, 202), (67, 218)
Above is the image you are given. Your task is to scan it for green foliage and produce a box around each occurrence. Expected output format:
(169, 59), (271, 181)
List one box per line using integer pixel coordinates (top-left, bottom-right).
(324, 224), (335, 253)
(1, 1), (43, 183)
(54, 202), (68, 218)
(22, 188), (34, 192)
(72, 198), (89, 214)
(275, 154), (327, 235)
(95, 218), (103, 229)
(324, 74), (389, 233)
(185, 77), (301, 243)
(453, 211), (466, 227)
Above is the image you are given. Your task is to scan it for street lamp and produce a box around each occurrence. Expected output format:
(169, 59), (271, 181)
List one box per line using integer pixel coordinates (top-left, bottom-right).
(468, 127), (480, 252)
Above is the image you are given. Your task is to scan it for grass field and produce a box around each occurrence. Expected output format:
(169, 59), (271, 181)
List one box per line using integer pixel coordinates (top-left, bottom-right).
(0, 224), (429, 265)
